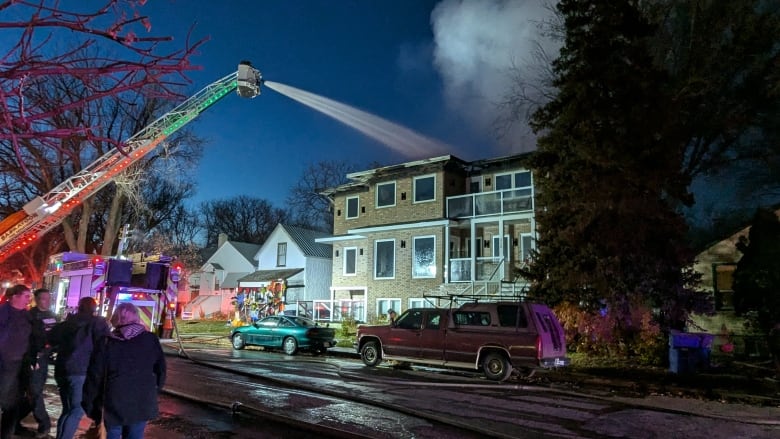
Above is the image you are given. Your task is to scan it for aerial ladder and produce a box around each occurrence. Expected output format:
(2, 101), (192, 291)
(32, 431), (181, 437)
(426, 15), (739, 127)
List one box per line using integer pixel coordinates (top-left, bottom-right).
(0, 62), (263, 262)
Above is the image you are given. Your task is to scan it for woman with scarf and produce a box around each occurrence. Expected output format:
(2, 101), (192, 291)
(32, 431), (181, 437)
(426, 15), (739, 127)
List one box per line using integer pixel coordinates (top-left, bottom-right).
(82, 303), (166, 439)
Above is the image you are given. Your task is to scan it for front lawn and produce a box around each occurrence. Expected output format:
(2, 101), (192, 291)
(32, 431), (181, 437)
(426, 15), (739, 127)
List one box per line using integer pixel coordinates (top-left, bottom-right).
(174, 318), (233, 335)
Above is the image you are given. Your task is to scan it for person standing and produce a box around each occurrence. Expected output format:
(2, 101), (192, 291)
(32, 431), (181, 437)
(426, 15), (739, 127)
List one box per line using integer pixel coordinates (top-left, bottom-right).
(48, 297), (109, 439)
(16, 288), (58, 438)
(83, 302), (166, 439)
(387, 309), (398, 324)
(0, 285), (34, 439)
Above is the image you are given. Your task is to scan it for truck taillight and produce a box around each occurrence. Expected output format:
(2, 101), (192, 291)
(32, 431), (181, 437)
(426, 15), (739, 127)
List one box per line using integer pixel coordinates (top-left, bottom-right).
(536, 335), (543, 360)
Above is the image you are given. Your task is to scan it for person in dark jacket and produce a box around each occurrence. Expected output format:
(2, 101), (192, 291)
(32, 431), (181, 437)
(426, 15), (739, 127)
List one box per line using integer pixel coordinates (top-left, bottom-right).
(16, 288), (58, 438)
(48, 297), (109, 439)
(83, 302), (166, 439)
(0, 285), (34, 439)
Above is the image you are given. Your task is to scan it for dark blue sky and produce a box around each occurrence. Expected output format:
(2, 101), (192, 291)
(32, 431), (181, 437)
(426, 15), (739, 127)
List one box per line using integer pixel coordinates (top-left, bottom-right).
(140, 0), (554, 206)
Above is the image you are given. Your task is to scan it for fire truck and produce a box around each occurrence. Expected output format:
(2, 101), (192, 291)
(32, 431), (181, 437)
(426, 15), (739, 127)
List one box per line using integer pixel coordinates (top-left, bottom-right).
(44, 252), (183, 333)
(0, 61), (263, 262)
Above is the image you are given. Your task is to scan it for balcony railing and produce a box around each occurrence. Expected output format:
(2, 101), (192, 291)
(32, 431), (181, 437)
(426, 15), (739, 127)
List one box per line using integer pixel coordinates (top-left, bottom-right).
(447, 187), (533, 218)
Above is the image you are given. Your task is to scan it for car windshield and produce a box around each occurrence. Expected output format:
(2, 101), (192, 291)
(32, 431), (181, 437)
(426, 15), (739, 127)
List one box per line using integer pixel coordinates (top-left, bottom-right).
(287, 316), (318, 327)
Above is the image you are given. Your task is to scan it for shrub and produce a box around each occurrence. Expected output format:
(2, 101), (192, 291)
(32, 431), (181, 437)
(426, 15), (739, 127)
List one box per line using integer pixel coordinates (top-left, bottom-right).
(553, 300), (664, 365)
(340, 314), (358, 337)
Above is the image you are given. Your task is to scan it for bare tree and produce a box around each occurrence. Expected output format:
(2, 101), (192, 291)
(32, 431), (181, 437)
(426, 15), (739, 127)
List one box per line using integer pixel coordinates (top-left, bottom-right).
(286, 160), (358, 232)
(0, 0), (205, 171)
(200, 196), (289, 247)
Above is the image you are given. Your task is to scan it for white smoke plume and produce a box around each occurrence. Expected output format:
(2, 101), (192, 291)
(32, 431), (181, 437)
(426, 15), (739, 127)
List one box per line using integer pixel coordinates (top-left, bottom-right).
(431, 0), (560, 154)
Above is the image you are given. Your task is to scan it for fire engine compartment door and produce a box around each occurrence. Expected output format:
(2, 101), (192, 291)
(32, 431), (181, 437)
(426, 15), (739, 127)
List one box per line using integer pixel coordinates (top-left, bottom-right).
(67, 274), (92, 308)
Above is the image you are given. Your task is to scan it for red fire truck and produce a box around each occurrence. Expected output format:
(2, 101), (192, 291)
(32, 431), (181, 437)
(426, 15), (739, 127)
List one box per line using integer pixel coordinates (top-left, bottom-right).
(44, 251), (182, 334)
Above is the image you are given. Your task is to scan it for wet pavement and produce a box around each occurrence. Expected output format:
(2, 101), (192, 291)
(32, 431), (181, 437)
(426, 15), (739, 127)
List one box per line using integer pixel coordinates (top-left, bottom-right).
(19, 341), (780, 438)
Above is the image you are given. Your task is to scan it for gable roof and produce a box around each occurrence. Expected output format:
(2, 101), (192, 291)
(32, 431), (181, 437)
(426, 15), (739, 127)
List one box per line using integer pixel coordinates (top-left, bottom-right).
(281, 224), (332, 259)
(230, 241), (262, 265)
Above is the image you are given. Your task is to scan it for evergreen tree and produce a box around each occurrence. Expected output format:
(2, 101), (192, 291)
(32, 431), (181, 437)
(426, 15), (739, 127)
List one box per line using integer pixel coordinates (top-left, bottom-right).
(526, 0), (699, 330)
(733, 208), (780, 334)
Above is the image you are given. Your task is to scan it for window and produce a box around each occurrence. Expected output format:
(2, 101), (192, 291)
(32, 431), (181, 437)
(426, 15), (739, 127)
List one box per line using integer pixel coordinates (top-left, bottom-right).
(425, 312), (442, 330)
(495, 170), (532, 190)
(374, 239), (395, 279)
(412, 236), (436, 278)
(409, 298), (436, 309)
(497, 305), (528, 328)
(276, 242), (287, 267)
(492, 235), (510, 260)
(397, 309), (423, 329)
(453, 311), (492, 326)
(346, 196), (359, 219)
(469, 176), (481, 193)
(413, 174), (435, 203)
(376, 182), (396, 208)
(343, 247), (357, 276)
(520, 234), (534, 263)
(377, 299), (401, 318)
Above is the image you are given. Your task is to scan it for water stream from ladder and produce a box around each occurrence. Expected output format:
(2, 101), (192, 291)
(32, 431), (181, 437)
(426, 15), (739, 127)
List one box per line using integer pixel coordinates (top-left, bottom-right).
(264, 81), (450, 158)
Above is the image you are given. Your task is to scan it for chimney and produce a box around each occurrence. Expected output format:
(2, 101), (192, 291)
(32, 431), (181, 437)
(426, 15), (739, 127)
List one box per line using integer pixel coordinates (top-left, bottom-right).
(218, 233), (228, 247)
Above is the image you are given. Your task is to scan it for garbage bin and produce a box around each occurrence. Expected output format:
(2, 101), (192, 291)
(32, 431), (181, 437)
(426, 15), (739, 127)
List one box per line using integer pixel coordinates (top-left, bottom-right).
(669, 331), (713, 374)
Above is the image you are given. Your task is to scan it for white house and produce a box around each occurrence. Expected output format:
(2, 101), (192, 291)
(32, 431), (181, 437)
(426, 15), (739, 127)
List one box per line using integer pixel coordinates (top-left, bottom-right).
(183, 233), (261, 319)
(238, 224), (332, 318)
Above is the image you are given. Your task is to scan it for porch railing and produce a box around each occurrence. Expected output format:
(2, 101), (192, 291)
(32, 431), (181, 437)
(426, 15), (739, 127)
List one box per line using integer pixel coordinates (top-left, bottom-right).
(446, 187), (533, 219)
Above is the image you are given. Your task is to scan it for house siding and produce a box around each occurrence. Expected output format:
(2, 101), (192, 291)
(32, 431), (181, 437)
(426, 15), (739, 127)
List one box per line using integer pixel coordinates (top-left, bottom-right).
(323, 154), (536, 323)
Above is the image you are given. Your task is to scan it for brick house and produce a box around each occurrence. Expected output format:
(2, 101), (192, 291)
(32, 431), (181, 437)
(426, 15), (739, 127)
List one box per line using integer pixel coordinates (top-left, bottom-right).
(316, 154), (536, 322)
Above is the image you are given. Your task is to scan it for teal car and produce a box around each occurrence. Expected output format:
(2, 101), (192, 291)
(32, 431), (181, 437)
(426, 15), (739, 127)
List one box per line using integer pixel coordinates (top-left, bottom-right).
(230, 315), (336, 355)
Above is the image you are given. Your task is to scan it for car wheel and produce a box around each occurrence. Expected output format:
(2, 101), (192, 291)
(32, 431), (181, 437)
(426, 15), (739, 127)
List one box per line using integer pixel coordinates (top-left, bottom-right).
(282, 336), (298, 355)
(482, 352), (512, 381)
(232, 333), (246, 350)
(360, 341), (382, 367)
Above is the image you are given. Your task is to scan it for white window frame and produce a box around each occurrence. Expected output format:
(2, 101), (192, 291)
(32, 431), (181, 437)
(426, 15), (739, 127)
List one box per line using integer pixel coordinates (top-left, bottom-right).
(409, 298), (436, 309)
(491, 235), (510, 261)
(375, 181), (396, 208)
(346, 196), (359, 219)
(495, 170), (532, 190)
(343, 247), (357, 276)
(413, 174), (436, 203)
(520, 233), (534, 264)
(276, 242), (287, 267)
(374, 239), (396, 279)
(412, 235), (436, 279)
(377, 298), (401, 318)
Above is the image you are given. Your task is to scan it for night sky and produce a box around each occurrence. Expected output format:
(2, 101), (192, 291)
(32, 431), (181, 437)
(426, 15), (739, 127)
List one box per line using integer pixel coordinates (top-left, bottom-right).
(139, 0), (556, 205)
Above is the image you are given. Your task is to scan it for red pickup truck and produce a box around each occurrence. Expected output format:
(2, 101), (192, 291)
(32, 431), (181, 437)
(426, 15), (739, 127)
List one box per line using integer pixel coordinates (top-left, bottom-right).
(356, 301), (569, 381)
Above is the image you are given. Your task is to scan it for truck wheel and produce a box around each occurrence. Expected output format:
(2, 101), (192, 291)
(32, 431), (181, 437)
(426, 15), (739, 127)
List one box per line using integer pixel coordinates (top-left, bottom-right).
(282, 336), (298, 355)
(482, 352), (512, 381)
(232, 333), (246, 350)
(361, 341), (382, 367)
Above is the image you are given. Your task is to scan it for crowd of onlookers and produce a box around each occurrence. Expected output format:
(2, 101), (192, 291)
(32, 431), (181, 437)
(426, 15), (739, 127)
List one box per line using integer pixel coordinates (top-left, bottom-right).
(0, 285), (166, 439)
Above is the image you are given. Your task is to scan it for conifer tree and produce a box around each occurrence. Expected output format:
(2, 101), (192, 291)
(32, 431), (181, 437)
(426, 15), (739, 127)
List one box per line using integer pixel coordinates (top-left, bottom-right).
(527, 0), (699, 330)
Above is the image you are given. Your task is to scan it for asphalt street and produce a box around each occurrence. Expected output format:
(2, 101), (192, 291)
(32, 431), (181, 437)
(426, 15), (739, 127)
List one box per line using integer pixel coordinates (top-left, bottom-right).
(17, 342), (780, 439)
